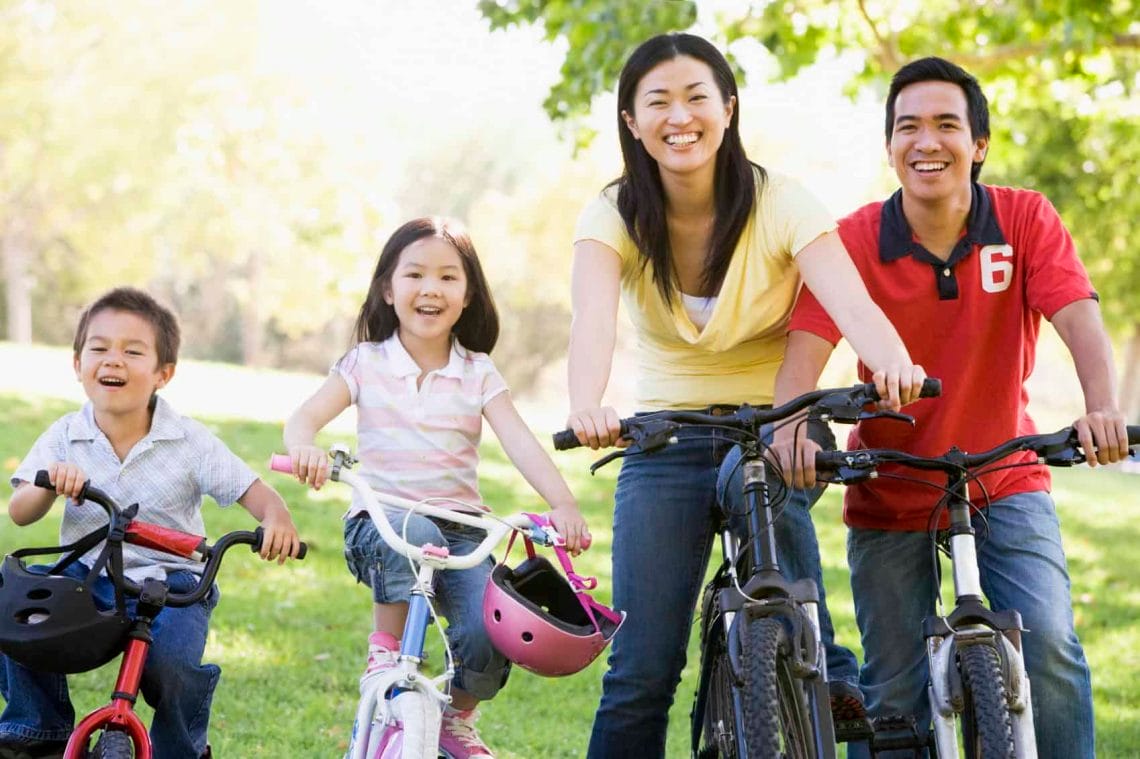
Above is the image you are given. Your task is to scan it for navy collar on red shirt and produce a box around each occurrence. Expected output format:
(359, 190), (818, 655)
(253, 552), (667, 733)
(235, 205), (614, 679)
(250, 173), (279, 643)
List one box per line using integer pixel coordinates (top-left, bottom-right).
(879, 183), (1007, 299)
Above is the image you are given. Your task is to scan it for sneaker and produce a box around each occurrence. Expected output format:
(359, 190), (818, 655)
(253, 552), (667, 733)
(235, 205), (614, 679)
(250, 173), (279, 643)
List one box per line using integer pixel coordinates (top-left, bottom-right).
(439, 708), (495, 759)
(362, 631), (400, 681)
(829, 680), (873, 742)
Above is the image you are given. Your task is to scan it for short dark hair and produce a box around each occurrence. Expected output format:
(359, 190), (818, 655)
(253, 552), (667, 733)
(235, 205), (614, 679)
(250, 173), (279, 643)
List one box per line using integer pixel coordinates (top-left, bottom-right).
(614, 32), (763, 304)
(352, 217), (499, 353)
(73, 287), (181, 365)
(886, 56), (990, 182)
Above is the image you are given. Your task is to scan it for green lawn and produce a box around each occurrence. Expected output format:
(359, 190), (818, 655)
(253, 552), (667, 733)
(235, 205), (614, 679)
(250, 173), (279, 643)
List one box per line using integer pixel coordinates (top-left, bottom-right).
(0, 393), (1136, 756)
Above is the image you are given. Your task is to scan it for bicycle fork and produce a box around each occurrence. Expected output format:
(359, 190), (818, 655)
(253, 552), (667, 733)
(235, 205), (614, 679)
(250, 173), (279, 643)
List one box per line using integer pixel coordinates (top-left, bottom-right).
(925, 477), (1037, 759)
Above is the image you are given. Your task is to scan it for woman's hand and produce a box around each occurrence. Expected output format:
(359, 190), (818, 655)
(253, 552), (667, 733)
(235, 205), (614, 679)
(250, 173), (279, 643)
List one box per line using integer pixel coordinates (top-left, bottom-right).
(769, 422), (822, 490)
(566, 406), (625, 450)
(288, 445), (330, 489)
(548, 505), (592, 556)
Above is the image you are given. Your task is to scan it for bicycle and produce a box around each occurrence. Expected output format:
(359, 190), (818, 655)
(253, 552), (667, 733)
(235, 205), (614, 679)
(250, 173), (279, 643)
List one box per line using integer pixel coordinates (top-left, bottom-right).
(552, 379), (941, 759)
(269, 446), (621, 759)
(814, 424), (1140, 758)
(0, 470), (307, 759)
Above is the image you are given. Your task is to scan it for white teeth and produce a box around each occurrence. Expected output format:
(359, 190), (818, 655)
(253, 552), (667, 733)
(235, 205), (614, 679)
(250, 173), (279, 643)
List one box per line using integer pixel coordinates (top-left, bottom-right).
(914, 161), (947, 171)
(665, 133), (698, 146)
(99, 378), (125, 386)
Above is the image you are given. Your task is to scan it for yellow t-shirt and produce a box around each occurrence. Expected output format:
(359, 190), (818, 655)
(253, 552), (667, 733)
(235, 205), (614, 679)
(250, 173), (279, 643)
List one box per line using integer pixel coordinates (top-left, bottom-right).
(574, 170), (834, 410)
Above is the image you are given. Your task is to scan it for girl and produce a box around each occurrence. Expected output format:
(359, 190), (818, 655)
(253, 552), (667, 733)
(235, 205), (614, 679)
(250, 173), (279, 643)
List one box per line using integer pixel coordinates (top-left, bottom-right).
(565, 33), (926, 756)
(284, 217), (588, 759)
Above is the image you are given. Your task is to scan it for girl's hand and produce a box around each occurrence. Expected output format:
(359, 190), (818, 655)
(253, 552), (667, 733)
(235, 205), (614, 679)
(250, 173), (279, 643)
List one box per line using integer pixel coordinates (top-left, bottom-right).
(566, 407), (625, 450)
(47, 462), (88, 500)
(871, 364), (927, 411)
(548, 506), (592, 556)
(289, 445), (329, 490)
(258, 505), (302, 564)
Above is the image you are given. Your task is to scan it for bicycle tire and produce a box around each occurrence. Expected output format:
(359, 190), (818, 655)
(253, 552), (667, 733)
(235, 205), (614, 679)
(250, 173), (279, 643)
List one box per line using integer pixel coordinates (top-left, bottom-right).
(699, 624), (742, 758)
(739, 616), (817, 759)
(959, 643), (1016, 759)
(388, 689), (441, 759)
(86, 729), (134, 759)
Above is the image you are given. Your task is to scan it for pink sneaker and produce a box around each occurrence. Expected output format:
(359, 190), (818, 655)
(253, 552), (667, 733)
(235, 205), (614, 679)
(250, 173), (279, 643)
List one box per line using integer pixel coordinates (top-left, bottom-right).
(438, 708), (495, 759)
(362, 631), (399, 680)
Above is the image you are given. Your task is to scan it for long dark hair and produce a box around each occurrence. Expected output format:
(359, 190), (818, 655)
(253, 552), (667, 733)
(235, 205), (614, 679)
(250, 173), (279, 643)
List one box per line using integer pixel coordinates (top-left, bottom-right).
(351, 217), (499, 353)
(612, 32), (764, 304)
(886, 57), (990, 182)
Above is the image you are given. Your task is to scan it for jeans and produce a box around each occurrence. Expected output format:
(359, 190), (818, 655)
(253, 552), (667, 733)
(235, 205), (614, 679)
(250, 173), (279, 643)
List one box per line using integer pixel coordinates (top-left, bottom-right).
(587, 419), (857, 758)
(0, 564), (220, 759)
(846, 490), (1093, 759)
(343, 513), (510, 700)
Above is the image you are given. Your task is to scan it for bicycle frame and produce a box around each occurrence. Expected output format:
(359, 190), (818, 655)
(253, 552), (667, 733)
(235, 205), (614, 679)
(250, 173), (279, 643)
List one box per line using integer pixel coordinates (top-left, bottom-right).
(270, 448), (555, 759)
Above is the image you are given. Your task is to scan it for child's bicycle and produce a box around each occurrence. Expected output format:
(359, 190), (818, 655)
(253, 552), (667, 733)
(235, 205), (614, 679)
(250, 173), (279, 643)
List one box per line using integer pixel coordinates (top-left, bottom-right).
(269, 446), (622, 759)
(815, 424), (1140, 758)
(0, 472), (307, 759)
(552, 379), (941, 759)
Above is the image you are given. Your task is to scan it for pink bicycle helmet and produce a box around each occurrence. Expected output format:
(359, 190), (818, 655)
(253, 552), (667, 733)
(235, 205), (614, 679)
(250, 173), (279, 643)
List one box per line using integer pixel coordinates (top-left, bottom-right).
(483, 514), (624, 677)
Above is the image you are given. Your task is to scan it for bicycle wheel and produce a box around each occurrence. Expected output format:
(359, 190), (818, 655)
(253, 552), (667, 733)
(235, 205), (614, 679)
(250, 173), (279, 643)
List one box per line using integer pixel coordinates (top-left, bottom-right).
(959, 643), (1016, 759)
(699, 627), (742, 758)
(86, 729), (133, 759)
(739, 616), (816, 759)
(388, 689), (442, 759)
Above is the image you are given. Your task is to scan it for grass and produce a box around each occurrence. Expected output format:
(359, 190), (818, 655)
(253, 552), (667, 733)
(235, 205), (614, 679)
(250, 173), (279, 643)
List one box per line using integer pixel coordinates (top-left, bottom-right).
(0, 392), (1137, 756)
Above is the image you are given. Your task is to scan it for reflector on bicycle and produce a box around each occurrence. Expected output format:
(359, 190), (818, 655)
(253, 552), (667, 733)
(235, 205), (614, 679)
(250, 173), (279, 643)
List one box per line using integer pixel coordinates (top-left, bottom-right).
(483, 513), (624, 677)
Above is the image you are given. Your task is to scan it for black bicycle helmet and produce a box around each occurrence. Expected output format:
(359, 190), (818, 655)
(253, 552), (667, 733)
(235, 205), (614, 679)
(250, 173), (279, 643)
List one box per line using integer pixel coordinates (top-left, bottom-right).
(0, 533), (130, 674)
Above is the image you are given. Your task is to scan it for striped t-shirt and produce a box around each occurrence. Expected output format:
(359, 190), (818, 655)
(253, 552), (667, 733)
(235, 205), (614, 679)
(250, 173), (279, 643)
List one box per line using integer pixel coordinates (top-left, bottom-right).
(336, 335), (508, 515)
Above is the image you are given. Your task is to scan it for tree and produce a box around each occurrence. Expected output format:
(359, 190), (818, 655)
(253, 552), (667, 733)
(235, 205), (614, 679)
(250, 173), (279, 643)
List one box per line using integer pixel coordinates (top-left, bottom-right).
(477, 0), (1140, 417)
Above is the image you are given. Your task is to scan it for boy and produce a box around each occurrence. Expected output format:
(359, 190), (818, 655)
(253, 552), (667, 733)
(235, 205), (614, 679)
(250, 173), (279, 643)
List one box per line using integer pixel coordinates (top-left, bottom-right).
(0, 287), (302, 759)
(778, 58), (1127, 758)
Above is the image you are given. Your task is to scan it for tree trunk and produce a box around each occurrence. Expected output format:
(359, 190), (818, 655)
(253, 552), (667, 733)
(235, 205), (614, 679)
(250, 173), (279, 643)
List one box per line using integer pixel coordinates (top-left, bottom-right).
(1119, 324), (1140, 424)
(240, 248), (264, 367)
(2, 216), (34, 343)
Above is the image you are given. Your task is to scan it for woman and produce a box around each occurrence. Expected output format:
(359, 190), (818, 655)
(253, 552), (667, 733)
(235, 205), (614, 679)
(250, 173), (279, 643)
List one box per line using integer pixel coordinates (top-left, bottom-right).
(566, 33), (925, 757)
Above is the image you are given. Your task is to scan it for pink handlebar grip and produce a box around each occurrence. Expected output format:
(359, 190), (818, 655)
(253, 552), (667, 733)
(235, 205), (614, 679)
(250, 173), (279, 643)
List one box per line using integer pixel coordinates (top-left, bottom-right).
(269, 454), (293, 474)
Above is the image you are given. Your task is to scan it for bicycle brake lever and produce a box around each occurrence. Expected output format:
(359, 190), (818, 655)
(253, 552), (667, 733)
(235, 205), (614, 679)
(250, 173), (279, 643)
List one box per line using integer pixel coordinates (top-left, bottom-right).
(588, 419), (679, 475)
(857, 410), (916, 426)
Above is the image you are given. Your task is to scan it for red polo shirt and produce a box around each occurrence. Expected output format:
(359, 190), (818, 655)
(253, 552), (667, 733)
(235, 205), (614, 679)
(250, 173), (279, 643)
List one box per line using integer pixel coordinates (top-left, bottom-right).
(790, 184), (1097, 531)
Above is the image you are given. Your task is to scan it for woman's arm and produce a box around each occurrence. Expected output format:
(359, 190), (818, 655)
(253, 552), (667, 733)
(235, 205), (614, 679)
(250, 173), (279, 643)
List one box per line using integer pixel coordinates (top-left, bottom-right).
(484, 392), (590, 552)
(795, 231), (925, 407)
(283, 373), (352, 489)
(566, 239), (624, 448)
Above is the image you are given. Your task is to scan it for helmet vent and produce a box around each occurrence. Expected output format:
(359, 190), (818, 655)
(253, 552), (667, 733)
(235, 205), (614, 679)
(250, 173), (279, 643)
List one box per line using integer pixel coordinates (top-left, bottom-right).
(521, 631), (534, 643)
(16, 609), (50, 625)
(493, 610), (502, 622)
(26, 589), (52, 601)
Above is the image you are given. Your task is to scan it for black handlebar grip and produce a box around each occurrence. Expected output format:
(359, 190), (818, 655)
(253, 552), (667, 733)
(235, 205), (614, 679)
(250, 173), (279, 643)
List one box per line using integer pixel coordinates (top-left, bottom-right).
(920, 378), (942, 398)
(553, 429), (582, 450)
(296, 542), (309, 560)
(1129, 425), (1140, 446)
(251, 526), (309, 560)
(34, 470), (53, 489)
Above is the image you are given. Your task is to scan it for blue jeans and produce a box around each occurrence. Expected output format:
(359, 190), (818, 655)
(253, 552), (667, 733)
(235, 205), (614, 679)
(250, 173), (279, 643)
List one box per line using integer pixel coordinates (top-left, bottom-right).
(587, 420), (857, 758)
(0, 563), (220, 759)
(343, 513), (510, 700)
(846, 491), (1093, 759)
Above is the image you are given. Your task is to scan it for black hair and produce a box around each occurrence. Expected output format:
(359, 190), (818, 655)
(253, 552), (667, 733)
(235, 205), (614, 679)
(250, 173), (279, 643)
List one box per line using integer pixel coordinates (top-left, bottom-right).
(351, 217), (499, 353)
(886, 57), (990, 182)
(73, 287), (181, 366)
(612, 32), (764, 304)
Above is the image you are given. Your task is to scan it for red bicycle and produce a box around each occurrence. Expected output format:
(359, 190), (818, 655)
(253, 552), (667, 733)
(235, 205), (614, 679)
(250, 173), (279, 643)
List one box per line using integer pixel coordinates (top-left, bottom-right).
(0, 472), (306, 759)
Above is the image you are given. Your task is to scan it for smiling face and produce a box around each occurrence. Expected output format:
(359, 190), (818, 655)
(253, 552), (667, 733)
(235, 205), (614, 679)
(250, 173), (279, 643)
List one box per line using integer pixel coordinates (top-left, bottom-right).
(73, 309), (175, 422)
(621, 55), (735, 182)
(383, 236), (469, 358)
(887, 80), (988, 205)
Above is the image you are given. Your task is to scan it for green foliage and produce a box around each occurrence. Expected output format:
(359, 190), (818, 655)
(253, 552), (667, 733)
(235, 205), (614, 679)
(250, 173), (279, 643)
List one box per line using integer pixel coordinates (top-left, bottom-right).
(1, 392), (1139, 754)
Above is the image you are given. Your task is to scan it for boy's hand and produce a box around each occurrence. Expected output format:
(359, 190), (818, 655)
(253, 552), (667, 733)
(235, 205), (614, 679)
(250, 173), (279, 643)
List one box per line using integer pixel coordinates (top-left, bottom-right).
(548, 505), (591, 556)
(288, 445), (329, 490)
(47, 462), (89, 500)
(258, 505), (302, 565)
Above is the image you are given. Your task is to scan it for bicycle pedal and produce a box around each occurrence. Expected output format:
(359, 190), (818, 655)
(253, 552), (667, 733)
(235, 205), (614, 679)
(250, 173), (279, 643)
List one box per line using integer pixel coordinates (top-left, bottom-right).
(833, 717), (874, 743)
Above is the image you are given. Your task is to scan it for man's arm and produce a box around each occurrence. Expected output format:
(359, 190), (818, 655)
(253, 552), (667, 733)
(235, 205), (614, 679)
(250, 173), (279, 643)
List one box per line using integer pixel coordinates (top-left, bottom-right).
(1050, 299), (1129, 465)
(772, 330), (837, 488)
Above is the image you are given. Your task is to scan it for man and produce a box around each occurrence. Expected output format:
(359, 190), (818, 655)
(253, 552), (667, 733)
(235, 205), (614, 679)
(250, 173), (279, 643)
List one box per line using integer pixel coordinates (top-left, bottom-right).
(780, 57), (1129, 758)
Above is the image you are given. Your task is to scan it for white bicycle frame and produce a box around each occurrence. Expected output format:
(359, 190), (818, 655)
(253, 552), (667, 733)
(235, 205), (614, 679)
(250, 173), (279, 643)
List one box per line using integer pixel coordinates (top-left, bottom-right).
(272, 448), (551, 759)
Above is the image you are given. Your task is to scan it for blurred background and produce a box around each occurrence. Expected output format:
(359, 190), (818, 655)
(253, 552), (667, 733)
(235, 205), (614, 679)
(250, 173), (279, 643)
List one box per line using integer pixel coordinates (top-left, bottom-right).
(2, 0), (1138, 425)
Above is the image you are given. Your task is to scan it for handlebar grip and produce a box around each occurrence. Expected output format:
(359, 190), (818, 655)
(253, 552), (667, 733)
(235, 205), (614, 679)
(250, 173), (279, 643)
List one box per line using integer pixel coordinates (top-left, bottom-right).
(553, 430), (582, 450)
(33, 470), (53, 489)
(251, 526), (308, 560)
(1129, 425), (1140, 446)
(269, 454), (293, 474)
(920, 378), (942, 398)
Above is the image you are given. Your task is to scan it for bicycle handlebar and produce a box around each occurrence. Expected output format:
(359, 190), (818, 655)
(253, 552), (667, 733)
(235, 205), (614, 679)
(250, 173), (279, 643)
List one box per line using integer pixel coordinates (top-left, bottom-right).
(32, 470), (307, 607)
(814, 425), (1140, 484)
(268, 453), (554, 568)
(553, 379), (942, 452)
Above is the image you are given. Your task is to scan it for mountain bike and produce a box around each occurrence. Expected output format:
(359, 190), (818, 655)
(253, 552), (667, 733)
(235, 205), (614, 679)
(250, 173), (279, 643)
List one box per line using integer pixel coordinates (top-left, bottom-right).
(553, 379), (941, 759)
(269, 447), (620, 759)
(0, 471), (307, 759)
(815, 424), (1140, 758)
